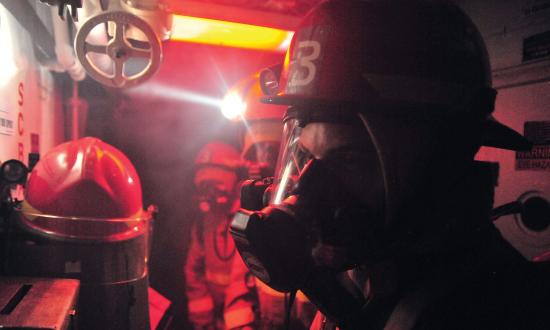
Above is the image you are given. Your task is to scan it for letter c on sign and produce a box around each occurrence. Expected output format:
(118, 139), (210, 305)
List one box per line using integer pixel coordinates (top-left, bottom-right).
(18, 112), (24, 136)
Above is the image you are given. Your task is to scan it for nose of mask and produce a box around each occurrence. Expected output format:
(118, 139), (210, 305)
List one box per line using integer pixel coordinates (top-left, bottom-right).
(196, 182), (231, 213)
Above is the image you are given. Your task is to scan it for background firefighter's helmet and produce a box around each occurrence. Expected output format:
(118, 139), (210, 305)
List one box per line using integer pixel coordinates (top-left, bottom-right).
(224, 69), (286, 163)
(194, 142), (241, 213)
(229, 68), (286, 123)
(18, 137), (152, 241)
(194, 141), (241, 187)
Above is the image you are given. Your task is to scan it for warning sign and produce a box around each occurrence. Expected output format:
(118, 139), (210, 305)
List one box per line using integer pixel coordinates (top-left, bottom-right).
(516, 121), (550, 171)
(521, 0), (550, 17)
(523, 31), (550, 62)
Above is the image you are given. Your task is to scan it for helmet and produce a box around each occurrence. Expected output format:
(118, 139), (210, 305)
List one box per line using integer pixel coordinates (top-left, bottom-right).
(223, 69), (286, 163)
(195, 141), (241, 168)
(17, 137), (153, 241)
(194, 142), (241, 213)
(263, 0), (530, 151)
(228, 68), (286, 123)
(194, 141), (241, 186)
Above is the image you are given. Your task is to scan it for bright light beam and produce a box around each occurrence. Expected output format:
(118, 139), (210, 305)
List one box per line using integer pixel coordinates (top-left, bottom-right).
(128, 83), (223, 108)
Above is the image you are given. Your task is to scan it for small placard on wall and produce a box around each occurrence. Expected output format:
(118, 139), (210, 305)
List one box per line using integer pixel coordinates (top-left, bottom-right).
(521, 0), (550, 17)
(523, 31), (550, 62)
(516, 121), (550, 170)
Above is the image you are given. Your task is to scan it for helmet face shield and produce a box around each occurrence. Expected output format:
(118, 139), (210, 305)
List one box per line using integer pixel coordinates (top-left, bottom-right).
(15, 202), (154, 242)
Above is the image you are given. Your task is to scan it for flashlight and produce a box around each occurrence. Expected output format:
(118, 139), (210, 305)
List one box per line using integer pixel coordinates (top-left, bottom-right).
(221, 91), (247, 120)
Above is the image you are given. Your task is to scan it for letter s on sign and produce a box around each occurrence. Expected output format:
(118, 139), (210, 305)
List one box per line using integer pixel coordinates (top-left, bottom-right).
(288, 41), (321, 88)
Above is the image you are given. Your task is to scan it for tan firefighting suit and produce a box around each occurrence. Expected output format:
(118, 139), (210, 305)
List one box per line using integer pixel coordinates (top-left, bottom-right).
(185, 212), (237, 330)
(224, 255), (316, 329)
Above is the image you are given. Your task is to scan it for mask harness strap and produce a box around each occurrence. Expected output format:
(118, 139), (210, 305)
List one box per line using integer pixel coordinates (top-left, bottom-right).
(284, 290), (297, 330)
(213, 214), (236, 261)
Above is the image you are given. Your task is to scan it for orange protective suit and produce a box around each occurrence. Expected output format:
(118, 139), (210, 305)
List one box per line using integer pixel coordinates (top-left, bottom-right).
(224, 256), (316, 330)
(185, 212), (237, 329)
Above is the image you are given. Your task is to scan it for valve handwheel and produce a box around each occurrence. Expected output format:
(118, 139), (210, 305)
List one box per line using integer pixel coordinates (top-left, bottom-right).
(75, 11), (162, 88)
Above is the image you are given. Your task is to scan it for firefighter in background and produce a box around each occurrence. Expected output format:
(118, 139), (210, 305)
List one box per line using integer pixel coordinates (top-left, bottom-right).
(185, 141), (241, 330)
(222, 72), (316, 330)
(231, 1), (550, 329)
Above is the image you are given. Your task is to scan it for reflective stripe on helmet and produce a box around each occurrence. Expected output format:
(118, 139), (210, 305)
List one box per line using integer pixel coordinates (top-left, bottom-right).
(188, 296), (215, 313)
(296, 291), (309, 303)
(255, 278), (310, 302)
(224, 306), (255, 329)
(256, 277), (285, 297)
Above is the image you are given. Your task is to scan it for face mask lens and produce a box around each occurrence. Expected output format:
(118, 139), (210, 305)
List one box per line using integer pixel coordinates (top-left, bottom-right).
(270, 119), (312, 204)
(197, 182), (228, 205)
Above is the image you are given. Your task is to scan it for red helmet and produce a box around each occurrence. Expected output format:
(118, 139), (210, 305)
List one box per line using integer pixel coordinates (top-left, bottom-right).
(195, 141), (241, 168)
(194, 141), (241, 184)
(17, 137), (153, 241)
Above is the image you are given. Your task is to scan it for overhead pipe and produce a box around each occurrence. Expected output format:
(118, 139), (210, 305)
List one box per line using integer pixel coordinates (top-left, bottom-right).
(50, 6), (86, 81)
(120, 0), (172, 41)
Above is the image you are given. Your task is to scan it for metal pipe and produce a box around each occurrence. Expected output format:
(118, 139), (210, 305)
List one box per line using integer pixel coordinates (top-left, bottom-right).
(51, 6), (86, 81)
(71, 81), (79, 140)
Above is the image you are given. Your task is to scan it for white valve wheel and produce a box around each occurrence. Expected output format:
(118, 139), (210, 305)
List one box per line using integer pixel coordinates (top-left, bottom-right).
(75, 11), (162, 88)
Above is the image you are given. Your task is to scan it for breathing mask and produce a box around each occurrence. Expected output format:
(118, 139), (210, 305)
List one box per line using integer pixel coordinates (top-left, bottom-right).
(196, 180), (232, 214)
(231, 110), (385, 325)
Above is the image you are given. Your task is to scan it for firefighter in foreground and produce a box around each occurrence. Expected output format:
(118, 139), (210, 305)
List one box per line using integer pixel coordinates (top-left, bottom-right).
(230, 0), (550, 329)
(185, 142), (241, 330)
(222, 72), (316, 329)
